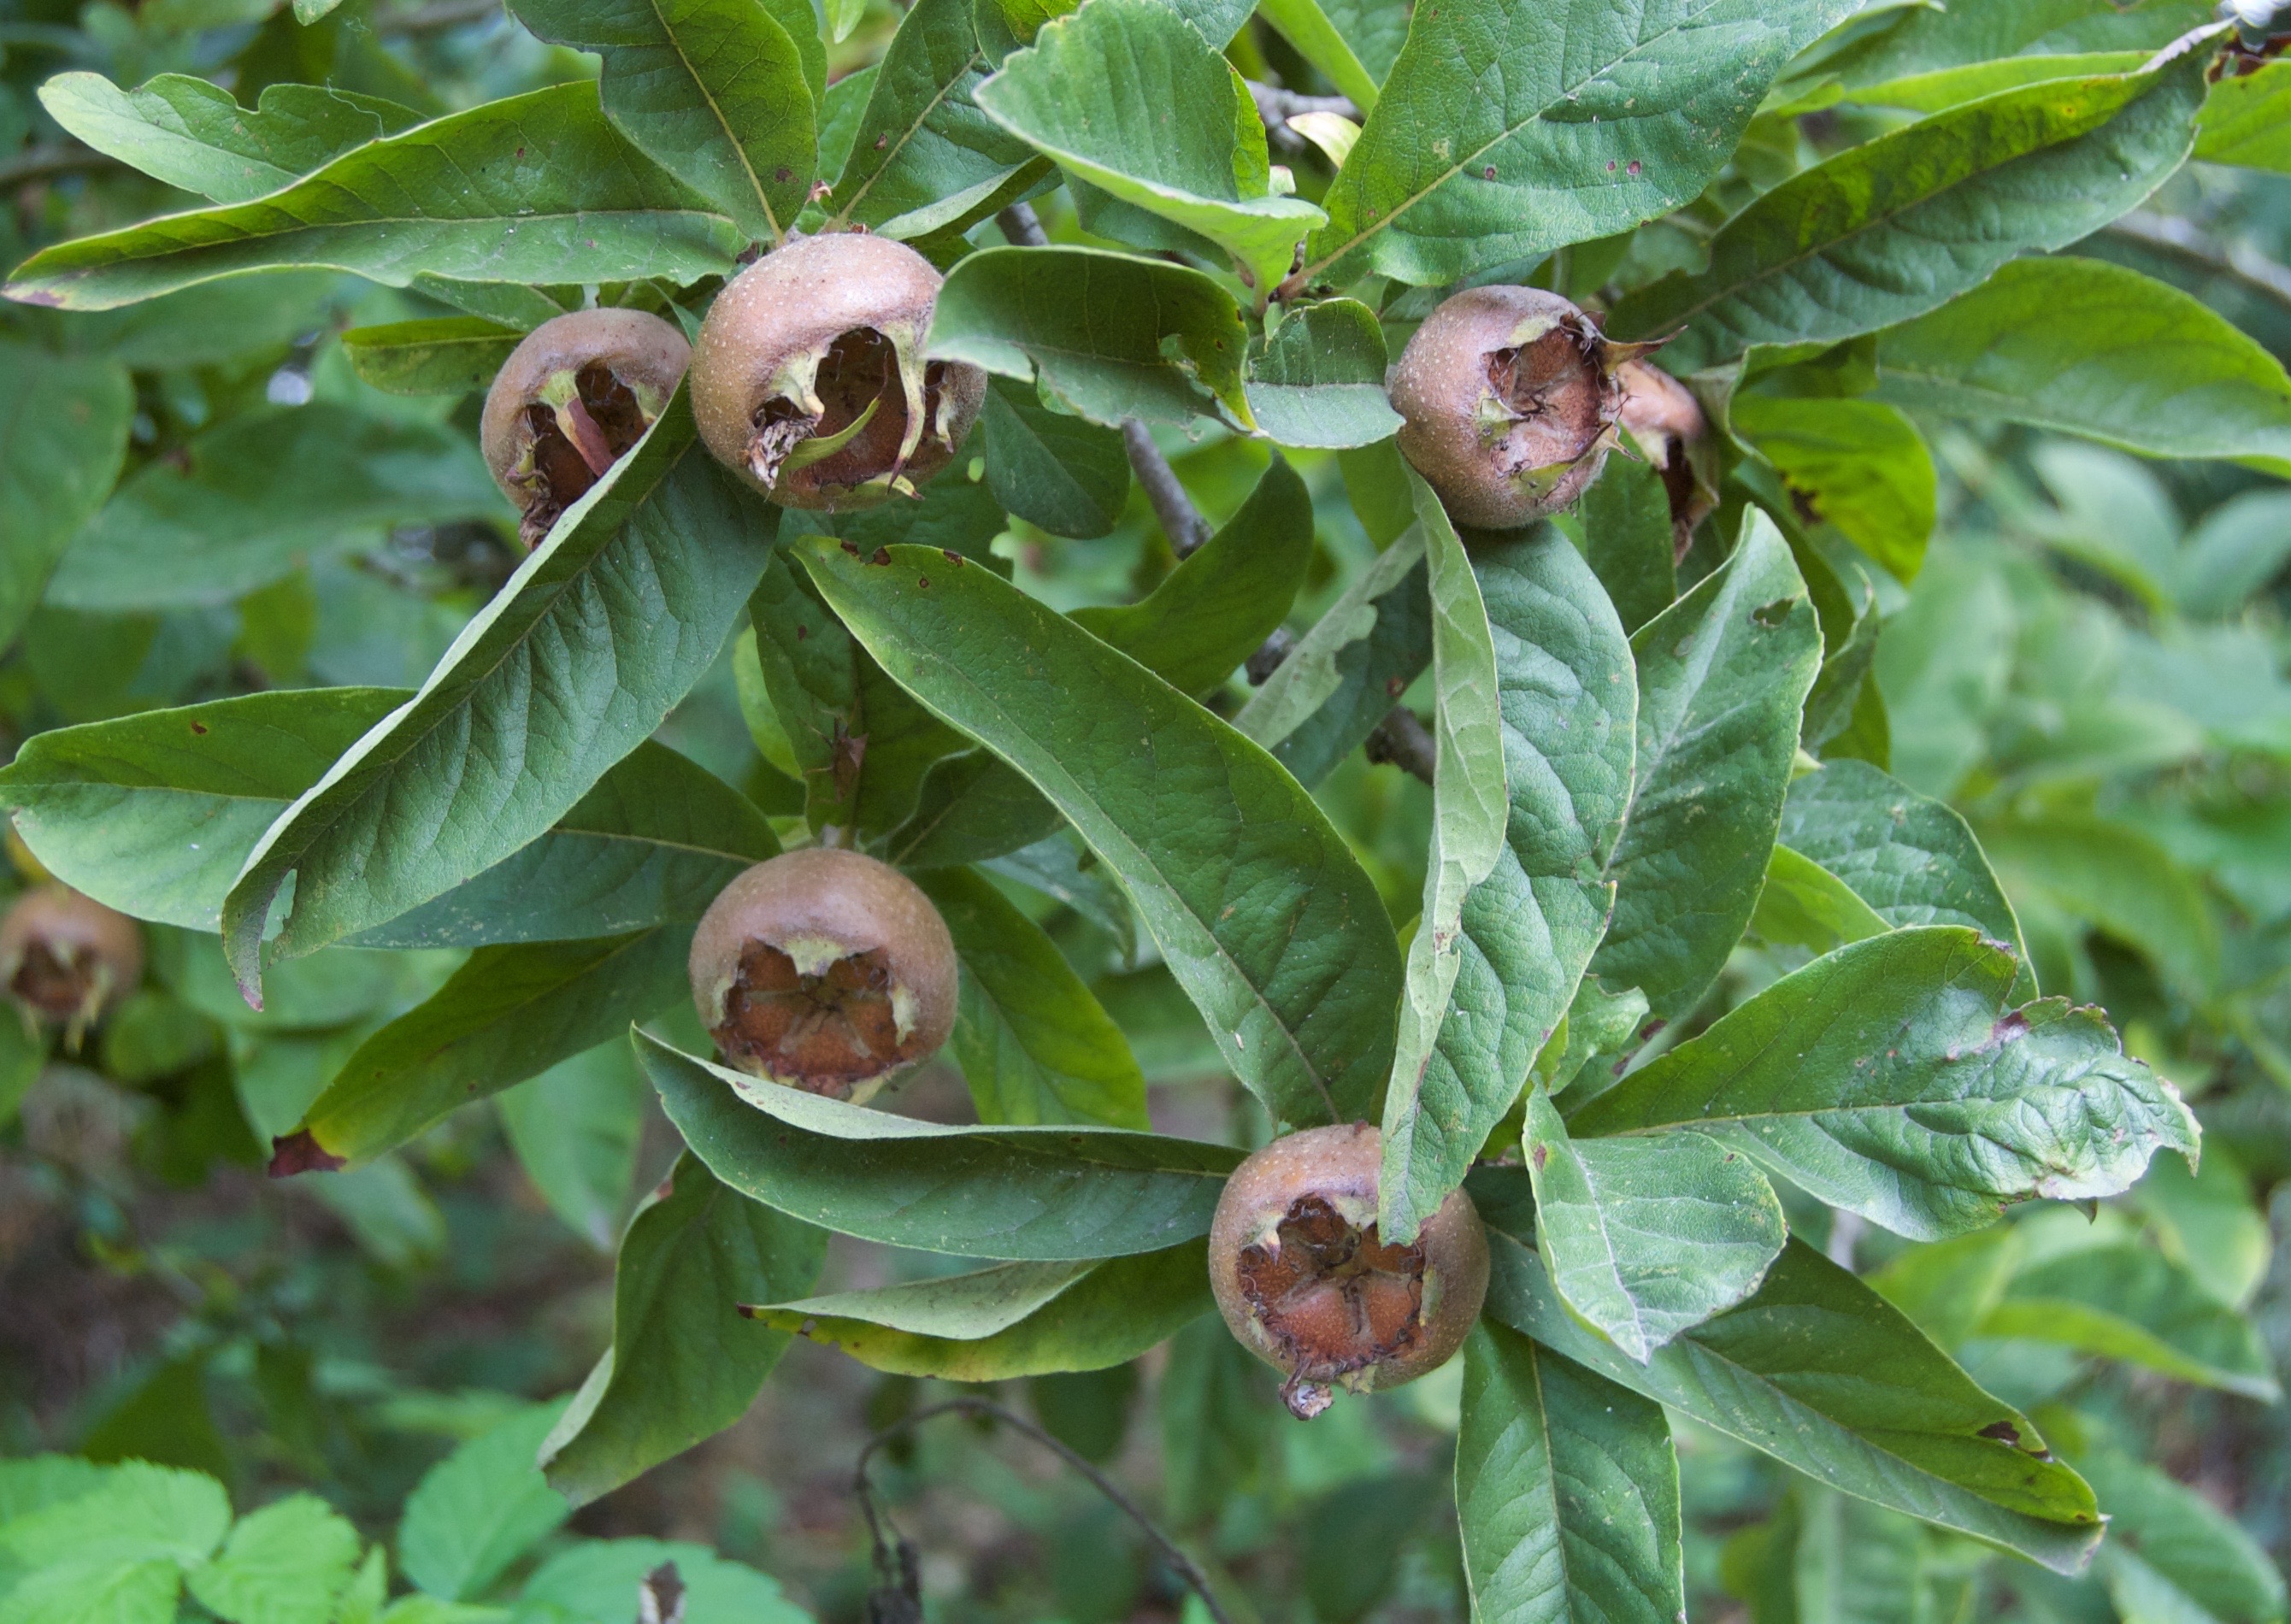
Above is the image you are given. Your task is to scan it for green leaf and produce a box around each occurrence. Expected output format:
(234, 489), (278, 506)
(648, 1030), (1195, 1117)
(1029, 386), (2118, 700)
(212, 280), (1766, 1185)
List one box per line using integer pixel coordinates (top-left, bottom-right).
(0, 342), (132, 655)
(1297, 0), (1859, 289)
(981, 378), (1130, 538)
(498, 1042), (645, 1250)
(1159, 1316), (1276, 1525)
(4, 83), (742, 312)
(519, 1539), (807, 1624)
(829, 0), (1043, 239)
(508, 0), (816, 242)
(185, 1495), (362, 1624)
(1978, 811), (2219, 1000)
(281, 929), (689, 1169)
(1778, 757), (2031, 999)
(1845, 50), (2153, 115)
(1790, 1487), (1978, 1624)
(66, 272), (348, 370)
(975, 0), (1324, 294)
(1981, 1244), (2280, 1401)
(1456, 1320), (1684, 1624)
(2079, 1448), (2289, 1624)
(540, 1150), (825, 1507)
(916, 866), (1150, 1128)
(1383, 510), (1639, 1240)
(928, 244), (1252, 428)
(0, 1559), (183, 1624)
(1234, 526), (1431, 788)
(1523, 1090), (1786, 1361)
(742, 1240), (1209, 1377)
(340, 318), (524, 397)
(1748, 844), (1891, 957)
(1608, 46), (2212, 369)
(0, 1460), (229, 1571)
(637, 1032), (1240, 1257)
(1256, 0), (1381, 111)
(398, 1405), (570, 1601)
(38, 74), (421, 204)
(1575, 453), (1676, 637)
(47, 403), (504, 610)
(1588, 512), (1822, 1021)
(1570, 927), (2201, 1240)
(1245, 299), (1404, 450)
(2195, 57), (2291, 174)
(801, 534), (1401, 1127)
(1480, 1224), (2104, 1573)
(1536, 975), (1649, 1100)
(1729, 394), (1936, 584)
(220, 387), (775, 1004)
(1872, 257), (2291, 475)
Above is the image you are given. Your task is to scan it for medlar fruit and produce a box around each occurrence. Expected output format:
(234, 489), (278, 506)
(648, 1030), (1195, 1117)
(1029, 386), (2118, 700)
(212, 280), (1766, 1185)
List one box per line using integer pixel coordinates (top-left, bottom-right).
(688, 847), (958, 1103)
(689, 233), (986, 511)
(480, 308), (692, 545)
(1390, 285), (1634, 529)
(1210, 1123), (1488, 1419)
(1617, 357), (1715, 557)
(0, 884), (143, 1044)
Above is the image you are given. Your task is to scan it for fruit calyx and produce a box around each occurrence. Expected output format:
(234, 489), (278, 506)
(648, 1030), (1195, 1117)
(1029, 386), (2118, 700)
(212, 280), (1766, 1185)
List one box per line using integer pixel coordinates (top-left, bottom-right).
(480, 309), (691, 546)
(1210, 1123), (1489, 1419)
(0, 883), (144, 1049)
(1390, 285), (1646, 530)
(688, 847), (957, 1103)
(690, 233), (986, 511)
(1616, 358), (1716, 558)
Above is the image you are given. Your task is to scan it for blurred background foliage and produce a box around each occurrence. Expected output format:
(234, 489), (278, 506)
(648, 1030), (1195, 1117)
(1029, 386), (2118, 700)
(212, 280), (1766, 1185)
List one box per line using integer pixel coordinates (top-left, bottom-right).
(3, 0), (2290, 1620)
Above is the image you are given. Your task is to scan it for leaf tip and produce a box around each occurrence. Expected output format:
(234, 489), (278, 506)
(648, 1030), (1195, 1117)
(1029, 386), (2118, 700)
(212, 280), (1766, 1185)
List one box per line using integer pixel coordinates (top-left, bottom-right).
(268, 1129), (345, 1178)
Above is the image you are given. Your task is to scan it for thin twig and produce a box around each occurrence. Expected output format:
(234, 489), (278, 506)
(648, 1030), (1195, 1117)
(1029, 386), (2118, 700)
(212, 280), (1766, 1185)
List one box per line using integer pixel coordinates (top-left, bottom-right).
(1366, 707), (1436, 785)
(853, 1397), (1236, 1624)
(998, 201), (1049, 248)
(1123, 421), (1213, 558)
(1244, 79), (1360, 154)
(0, 144), (119, 190)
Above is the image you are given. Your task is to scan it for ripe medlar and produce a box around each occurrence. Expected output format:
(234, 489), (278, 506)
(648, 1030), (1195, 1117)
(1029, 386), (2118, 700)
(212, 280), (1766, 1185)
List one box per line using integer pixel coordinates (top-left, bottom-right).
(0, 884), (143, 1044)
(1390, 285), (1634, 529)
(689, 233), (986, 511)
(1617, 357), (1715, 556)
(480, 308), (692, 545)
(688, 847), (958, 1103)
(1210, 1123), (1488, 1419)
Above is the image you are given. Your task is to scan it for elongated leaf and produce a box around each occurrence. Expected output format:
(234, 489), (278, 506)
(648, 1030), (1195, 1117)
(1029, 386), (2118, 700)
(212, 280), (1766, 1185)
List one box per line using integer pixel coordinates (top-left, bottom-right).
(48, 403), (504, 610)
(1570, 927), (2200, 1240)
(1383, 514), (1638, 1240)
(221, 387), (776, 1003)
(541, 1150), (826, 1507)
(976, 0), (1323, 293)
(1245, 299), (1403, 449)
(38, 73), (421, 203)
(928, 244), (1252, 428)
(498, 1042), (645, 1249)
(5, 83), (742, 312)
(1576, 453), (1676, 637)
(1872, 256), (2291, 474)
(981, 378), (1131, 538)
(1296, 0), (1858, 289)
(638, 1033), (1241, 1257)
(1982, 1244), (2279, 1401)
(801, 535), (1400, 1127)
(2195, 57), (2291, 174)
(274, 929), (690, 1171)
(1234, 524), (1428, 783)
(398, 1405), (572, 1600)
(1256, 0), (1381, 111)
(1778, 757), (2030, 998)
(1588, 513), (1821, 1021)
(0, 343), (132, 655)
(1730, 394), (1936, 584)
(916, 866), (1150, 1129)
(1457, 1321), (1684, 1624)
(509, 0), (815, 242)
(743, 1240), (1209, 1377)
(340, 317), (524, 397)
(1523, 1090), (1785, 1361)
(2079, 1448), (2289, 1624)
(829, 0), (1043, 239)
(1750, 844), (1890, 956)
(1609, 45), (2211, 368)
(1480, 1222), (2104, 1573)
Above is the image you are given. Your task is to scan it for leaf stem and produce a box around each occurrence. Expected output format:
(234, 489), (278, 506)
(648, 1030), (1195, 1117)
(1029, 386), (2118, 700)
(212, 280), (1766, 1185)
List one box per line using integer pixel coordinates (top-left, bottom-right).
(852, 1396), (1237, 1624)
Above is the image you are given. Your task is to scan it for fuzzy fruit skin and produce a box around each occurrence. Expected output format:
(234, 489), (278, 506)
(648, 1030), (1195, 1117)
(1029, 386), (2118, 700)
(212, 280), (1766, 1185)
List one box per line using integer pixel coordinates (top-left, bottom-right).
(0, 884), (143, 1027)
(689, 233), (986, 512)
(480, 309), (691, 544)
(689, 847), (957, 1103)
(1389, 285), (1625, 530)
(1209, 1123), (1489, 1419)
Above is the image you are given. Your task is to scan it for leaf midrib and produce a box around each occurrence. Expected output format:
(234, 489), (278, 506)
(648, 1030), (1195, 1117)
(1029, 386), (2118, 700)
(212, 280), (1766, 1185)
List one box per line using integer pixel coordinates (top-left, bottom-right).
(831, 50), (981, 227)
(639, 0), (783, 239)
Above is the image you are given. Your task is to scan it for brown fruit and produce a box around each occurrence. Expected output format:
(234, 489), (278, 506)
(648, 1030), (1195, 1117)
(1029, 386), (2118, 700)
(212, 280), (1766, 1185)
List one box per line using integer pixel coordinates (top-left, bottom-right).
(0, 884), (143, 1043)
(480, 309), (692, 546)
(688, 848), (958, 1103)
(1617, 358), (1716, 556)
(689, 233), (986, 511)
(1209, 1123), (1488, 1419)
(1389, 285), (1630, 529)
